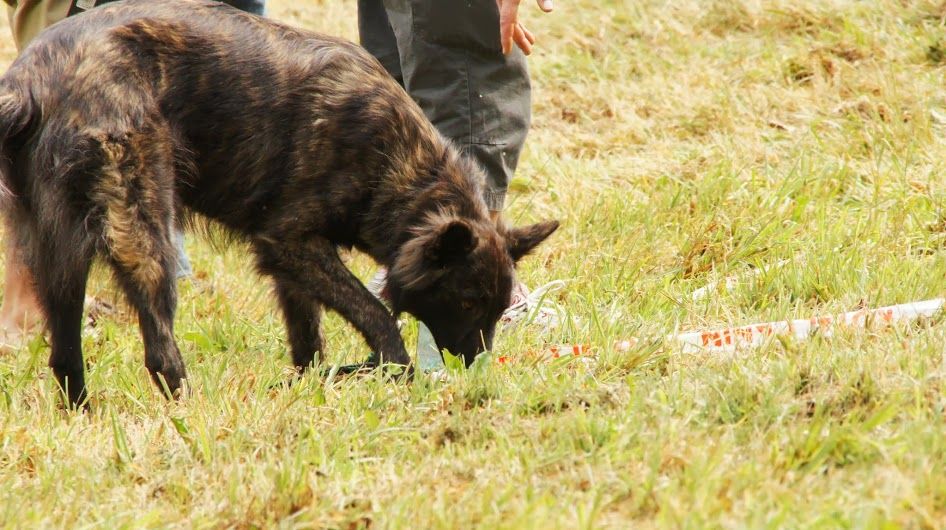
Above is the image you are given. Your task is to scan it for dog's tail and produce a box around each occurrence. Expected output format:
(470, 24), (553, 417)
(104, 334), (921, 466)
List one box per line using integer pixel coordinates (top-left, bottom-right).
(0, 82), (33, 202)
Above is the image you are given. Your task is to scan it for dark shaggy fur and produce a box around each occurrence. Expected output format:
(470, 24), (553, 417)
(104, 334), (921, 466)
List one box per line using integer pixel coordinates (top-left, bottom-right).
(0, 0), (558, 406)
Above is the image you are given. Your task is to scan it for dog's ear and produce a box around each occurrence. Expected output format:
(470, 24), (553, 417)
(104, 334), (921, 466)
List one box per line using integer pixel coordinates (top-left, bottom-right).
(506, 220), (559, 262)
(392, 218), (477, 289)
(425, 219), (477, 266)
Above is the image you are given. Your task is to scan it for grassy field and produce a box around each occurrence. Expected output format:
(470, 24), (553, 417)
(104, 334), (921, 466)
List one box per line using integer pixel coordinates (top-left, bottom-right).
(3, 0), (946, 527)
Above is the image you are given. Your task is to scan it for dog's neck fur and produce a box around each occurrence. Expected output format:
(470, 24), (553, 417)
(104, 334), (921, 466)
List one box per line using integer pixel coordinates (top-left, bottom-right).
(364, 137), (493, 267)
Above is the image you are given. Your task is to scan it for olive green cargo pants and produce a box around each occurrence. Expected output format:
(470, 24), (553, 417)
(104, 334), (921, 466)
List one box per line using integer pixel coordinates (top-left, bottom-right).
(4, 0), (70, 47)
(358, 0), (532, 211)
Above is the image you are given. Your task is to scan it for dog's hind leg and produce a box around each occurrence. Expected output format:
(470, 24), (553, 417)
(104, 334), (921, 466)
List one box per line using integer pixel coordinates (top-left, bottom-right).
(109, 246), (186, 398)
(275, 281), (324, 372)
(22, 220), (94, 408)
(93, 130), (187, 398)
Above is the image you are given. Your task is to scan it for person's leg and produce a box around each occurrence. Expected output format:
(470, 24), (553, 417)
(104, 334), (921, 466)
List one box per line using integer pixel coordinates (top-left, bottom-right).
(381, 0), (531, 213)
(357, 0), (404, 86)
(221, 0), (266, 16)
(361, 1), (536, 366)
(0, 238), (43, 348)
(7, 0), (71, 48)
(172, 228), (193, 279)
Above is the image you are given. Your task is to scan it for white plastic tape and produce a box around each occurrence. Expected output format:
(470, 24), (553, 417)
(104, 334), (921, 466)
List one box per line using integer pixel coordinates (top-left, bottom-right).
(674, 297), (944, 353)
(521, 298), (945, 363)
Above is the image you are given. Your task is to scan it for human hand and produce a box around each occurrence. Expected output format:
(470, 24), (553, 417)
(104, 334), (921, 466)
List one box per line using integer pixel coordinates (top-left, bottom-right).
(498, 0), (555, 56)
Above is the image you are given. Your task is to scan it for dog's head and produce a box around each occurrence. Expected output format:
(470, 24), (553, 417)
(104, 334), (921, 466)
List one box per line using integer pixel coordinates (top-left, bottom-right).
(387, 212), (559, 366)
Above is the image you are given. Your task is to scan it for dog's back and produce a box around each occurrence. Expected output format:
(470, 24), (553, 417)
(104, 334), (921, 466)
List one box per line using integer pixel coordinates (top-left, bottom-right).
(1, 0), (449, 244)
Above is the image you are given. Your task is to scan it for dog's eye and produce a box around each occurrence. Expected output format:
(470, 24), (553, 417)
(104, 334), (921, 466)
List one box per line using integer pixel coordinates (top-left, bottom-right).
(461, 299), (475, 311)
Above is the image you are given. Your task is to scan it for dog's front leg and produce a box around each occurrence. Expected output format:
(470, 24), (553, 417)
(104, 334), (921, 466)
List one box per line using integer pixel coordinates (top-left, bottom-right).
(255, 237), (411, 369)
(274, 281), (324, 371)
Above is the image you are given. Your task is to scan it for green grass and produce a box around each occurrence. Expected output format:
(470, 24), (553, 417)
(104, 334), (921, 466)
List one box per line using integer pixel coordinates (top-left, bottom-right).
(3, 0), (946, 527)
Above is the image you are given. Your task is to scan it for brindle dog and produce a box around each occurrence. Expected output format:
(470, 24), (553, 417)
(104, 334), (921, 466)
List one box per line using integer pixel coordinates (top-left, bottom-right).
(0, 0), (558, 406)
